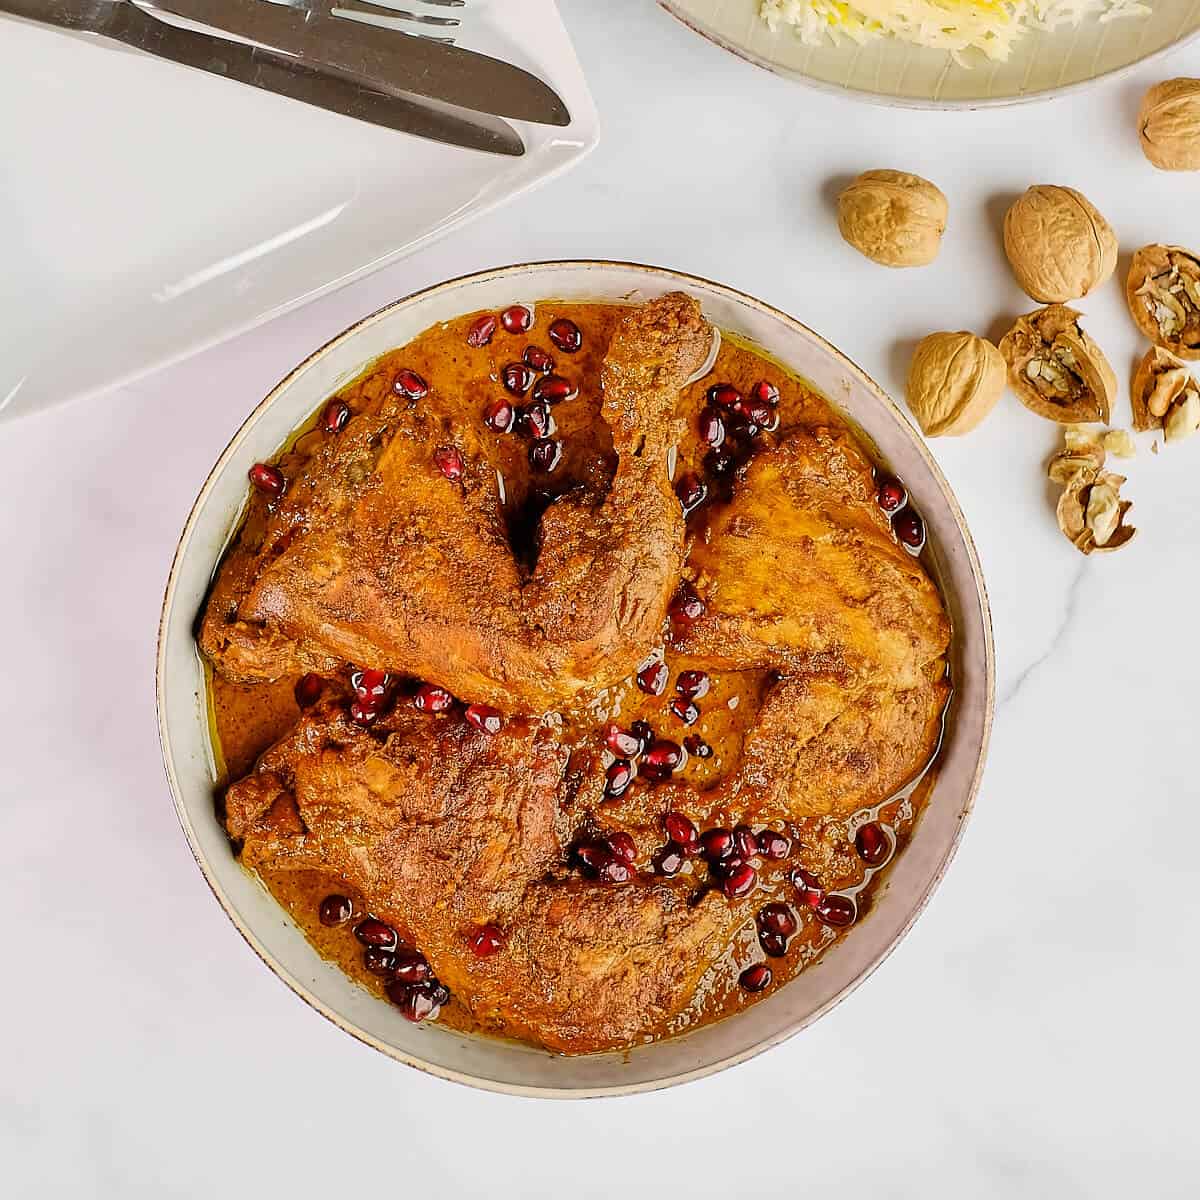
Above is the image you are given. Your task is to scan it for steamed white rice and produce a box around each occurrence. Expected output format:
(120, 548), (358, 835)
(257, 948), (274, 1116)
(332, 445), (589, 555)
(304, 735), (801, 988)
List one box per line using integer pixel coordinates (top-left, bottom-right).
(760, 0), (1152, 63)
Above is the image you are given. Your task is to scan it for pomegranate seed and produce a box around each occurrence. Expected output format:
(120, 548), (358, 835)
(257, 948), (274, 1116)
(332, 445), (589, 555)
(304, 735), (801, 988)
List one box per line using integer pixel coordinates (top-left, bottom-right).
(467, 313), (498, 347)
(500, 304), (532, 334)
(683, 734), (712, 759)
(604, 759), (635, 798)
(631, 720), (655, 754)
(698, 408), (726, 449)
(816, 894), (857, 928)
(757, 902), (797, 937)
(354, 919), (397, 949)
(318, 894), (352, 927)
(523, 345), (555, 373)
(483, 398), (515, 434)
(248, 463), (285, 499)
(709, 853), (745, 882)
(747, 398), (778, 429)
(295, 673), (325, 708)
(664, 812), (699, 850)
(321, 399), (350, 434)
(518, 399), (555, 439)
(640, 739), (684, 780)
(757, 829), (791, 860)
(893, 507), (925, 549)
(548, 317), (582, 353)
(391, 949), (432, 984)
(574, 841), (612, 875)
(722, 863), (758, 899)
(733, 825), (759, 859)
(676, 472), (708, 516)
(364, 947), (400, 976)
(413, 683), (454, 713)
(675, 670), (710, 700)
(533, 374), (577, 405)
(393, 368), (428, 400)
(468, 925), (505, 957)
(502, 362), (534, 396)
(760, 931), (789, 957)
(701, 828), (735, 862)
(669, 697), (700, 725)
(750, 380), (780, 408)
(654, 845), (685, 876)
(608, 831), (637, 864)
(598, 857), (632, 884)
(669, 583), (705, 625)
(636, 658), (669, 696)
(387, 980), (438, 1022)
(739, 963), (772, 992)
(705, 447), (739, 478)
(465, 704), (503, 735)
(855, 821), (891, 866)
(529, 438), (562, 473)
(349, 701), (380, 725)
(708, 383), (742, 410)
(352, 668), (390, 701)
(791, 867), (824, 908)
(603, 723), (642, 758)
(433, 446), (464, 481)
(425, 979), (451, 1008)
(876, 476), (906, 513)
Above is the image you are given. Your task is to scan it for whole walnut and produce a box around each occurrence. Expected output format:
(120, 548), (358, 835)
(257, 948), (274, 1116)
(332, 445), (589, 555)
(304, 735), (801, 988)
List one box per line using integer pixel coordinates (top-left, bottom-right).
(1003, 185), (1117, 303)
(1138, 79), (1200, 171)
(836, 170), (948, 268)
(906, 331), (1006, 437)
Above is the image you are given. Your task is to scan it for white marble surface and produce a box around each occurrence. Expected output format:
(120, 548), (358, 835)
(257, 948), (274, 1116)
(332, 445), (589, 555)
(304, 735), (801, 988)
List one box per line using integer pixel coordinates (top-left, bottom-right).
(2, 3), (1198, 1195)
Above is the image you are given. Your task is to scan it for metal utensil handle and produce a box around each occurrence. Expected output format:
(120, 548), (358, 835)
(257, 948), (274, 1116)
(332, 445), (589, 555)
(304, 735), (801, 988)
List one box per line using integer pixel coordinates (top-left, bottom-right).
(0, 0), (120, 32)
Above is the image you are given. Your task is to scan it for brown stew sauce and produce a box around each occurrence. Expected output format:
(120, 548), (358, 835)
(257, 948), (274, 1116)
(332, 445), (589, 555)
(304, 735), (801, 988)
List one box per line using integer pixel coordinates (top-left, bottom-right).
(208, 301), (945, 1047)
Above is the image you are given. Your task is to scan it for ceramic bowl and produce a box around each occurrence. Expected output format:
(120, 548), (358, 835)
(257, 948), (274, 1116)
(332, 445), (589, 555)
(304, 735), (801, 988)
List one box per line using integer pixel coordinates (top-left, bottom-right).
(157, 261), (994, 1097)
(660, 0), (1200, 108)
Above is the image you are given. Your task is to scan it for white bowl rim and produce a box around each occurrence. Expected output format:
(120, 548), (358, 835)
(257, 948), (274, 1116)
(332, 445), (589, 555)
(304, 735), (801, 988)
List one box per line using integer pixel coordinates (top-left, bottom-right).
(156, 259), (996, 1098)
(657, 0), (1200, 111)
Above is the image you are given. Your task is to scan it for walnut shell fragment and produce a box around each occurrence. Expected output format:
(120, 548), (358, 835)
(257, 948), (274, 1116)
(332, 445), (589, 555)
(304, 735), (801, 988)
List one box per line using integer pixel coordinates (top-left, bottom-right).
(998, 305), (1116, 424)
(1130, 345), (1199, 435)
(1126, 244), (1200, 359)
(836, 170), (948, 268)
(906, 331), (1006, 436)
(1047, 427), (1106, 485)
(1055, 468), (1136, 555)
(1138, 79), (1200, 171)
(1003, 186), (1118, 303)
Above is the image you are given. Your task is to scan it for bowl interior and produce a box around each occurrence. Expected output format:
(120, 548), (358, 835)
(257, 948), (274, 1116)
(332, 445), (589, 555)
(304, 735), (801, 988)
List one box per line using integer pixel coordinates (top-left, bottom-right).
(661, 0), (1200, 108)
(157, 261), (993, 1096)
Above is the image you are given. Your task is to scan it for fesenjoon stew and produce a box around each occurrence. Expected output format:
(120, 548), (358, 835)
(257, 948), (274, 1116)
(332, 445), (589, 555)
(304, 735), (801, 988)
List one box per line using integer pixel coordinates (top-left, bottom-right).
(206, 299), (949, 1049)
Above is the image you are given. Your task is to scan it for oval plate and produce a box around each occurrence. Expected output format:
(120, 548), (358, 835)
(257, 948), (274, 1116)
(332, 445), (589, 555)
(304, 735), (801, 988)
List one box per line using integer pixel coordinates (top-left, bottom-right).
(660, 0), (1200, 108)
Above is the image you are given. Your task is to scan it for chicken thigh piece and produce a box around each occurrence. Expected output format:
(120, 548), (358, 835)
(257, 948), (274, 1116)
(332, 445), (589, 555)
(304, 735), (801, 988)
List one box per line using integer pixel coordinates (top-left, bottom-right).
(200, 293), (714, 714)
(226, 701), (743, 1054)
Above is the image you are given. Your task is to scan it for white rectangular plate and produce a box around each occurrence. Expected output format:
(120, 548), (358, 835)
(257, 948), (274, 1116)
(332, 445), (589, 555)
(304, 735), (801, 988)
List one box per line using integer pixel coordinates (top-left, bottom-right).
(0, 0), (597, 422)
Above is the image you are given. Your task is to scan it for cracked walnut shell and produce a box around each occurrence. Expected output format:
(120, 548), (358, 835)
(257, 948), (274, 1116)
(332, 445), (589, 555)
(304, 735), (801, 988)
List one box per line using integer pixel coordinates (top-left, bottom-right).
(1138, 79), (1200, 171)
(1047, 427), (1106, 485)
(1130, 345), (1199, 440)
(836, 170), (948, 268)
(1055, 468), (1136, 556)
(905, 331), (1005, 437)
(998, 305), (1116, 424)
(1003, 186), (1117, 303)
(1126, 244), (1200, 359)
